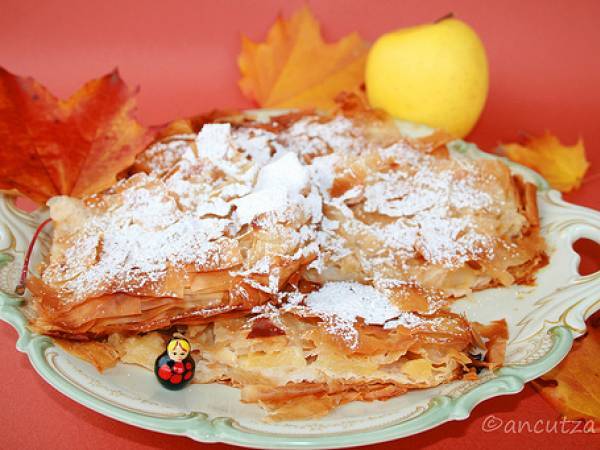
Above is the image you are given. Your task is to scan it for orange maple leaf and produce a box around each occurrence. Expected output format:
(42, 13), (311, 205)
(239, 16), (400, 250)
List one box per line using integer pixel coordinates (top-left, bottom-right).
(238, 6), (369, 110)
(533, 321), (600, 423)
(502, 132), (590, 193)
(0, 68), (153, 204)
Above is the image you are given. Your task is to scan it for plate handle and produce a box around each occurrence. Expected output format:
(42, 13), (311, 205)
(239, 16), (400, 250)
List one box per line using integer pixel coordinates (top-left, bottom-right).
(0, 194), (50, 295)
(533, 190), (600, 336)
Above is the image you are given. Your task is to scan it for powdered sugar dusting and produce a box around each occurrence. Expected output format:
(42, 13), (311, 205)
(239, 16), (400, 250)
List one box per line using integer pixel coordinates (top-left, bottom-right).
(298, 281), (427, 349)
(45, 111), (531, 321)
(305, 281), (401, 325)
(45, 177), (238, 299)
(196, 124), (233, 162)
(233, 152), (309, 224)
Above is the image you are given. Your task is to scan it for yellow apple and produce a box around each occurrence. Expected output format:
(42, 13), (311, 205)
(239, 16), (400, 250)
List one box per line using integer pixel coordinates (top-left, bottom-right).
(366, 17), (489, 138)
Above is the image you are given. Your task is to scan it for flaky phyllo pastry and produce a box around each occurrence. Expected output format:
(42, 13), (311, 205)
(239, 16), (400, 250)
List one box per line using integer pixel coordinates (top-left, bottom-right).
(26, 99), (546, 420)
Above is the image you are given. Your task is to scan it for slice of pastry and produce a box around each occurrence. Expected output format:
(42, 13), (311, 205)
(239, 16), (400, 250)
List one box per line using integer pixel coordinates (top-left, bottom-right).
(101, 281), (507, 421)
(301, 115), (546, 312)
(30, 123), (321, 337)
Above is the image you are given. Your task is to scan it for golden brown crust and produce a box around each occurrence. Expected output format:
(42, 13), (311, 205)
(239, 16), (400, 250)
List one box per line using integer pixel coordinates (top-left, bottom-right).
(513, 174), (540, 229)
(471, 319), (509, 369)
(54, 338), (121, 372)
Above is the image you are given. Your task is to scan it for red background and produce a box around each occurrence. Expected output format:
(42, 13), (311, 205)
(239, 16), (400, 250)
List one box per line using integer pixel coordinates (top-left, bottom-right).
(0, 0), (598, 448)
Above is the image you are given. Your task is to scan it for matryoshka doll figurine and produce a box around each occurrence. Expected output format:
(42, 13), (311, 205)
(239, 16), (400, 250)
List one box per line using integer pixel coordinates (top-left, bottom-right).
(154, 335), (195, 390)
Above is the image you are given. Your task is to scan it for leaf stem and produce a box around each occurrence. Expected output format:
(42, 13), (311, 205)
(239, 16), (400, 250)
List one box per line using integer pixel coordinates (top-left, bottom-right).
(15, 218), (52, 296)
(434, 12), (454, 23)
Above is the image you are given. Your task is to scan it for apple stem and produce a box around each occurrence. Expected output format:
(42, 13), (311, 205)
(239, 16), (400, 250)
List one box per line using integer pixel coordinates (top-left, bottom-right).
(434, 12), (454, 23)
(15, 218), (52, 296)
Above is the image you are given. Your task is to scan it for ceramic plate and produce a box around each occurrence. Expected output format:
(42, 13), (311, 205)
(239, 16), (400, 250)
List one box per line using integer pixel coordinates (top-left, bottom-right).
(1, 117), (599, 449)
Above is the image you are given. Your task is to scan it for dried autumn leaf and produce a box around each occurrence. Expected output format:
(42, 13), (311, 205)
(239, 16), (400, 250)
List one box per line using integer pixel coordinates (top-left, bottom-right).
(238, 6), (369, 109)
(502, 133), (589, 192)
(533, 324), (600, 422)
(0, 67), (153, 204)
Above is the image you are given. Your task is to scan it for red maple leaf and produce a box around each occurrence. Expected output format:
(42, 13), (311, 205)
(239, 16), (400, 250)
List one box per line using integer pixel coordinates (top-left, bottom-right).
(0, 68), (153, 203)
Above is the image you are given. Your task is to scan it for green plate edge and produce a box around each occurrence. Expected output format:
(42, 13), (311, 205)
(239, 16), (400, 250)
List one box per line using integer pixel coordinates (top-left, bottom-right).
(0, 140), (575, 449)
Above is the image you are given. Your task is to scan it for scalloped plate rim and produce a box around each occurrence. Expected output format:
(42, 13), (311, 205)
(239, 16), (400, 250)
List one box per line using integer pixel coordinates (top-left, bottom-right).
(0, 292), (578, 449)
